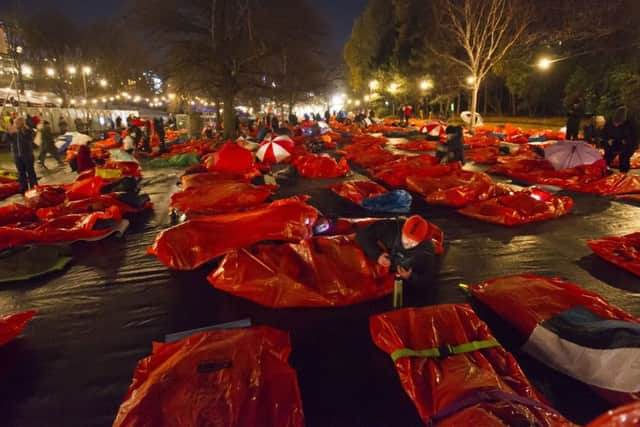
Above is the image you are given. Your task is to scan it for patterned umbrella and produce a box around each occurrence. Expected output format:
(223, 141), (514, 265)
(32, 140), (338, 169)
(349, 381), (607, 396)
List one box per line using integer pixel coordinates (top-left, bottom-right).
(256, 135), (295, 163)
(544, 140), (603, 170)
(420, 121), (447, 138)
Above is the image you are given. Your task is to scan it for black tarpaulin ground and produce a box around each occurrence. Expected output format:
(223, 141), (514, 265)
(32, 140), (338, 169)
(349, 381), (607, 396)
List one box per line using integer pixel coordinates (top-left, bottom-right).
(0, 163), (639, 427)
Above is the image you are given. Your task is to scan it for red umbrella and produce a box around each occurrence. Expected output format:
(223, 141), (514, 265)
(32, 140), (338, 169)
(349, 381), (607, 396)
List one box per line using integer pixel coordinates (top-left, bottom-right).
(257, 135), (294, 163)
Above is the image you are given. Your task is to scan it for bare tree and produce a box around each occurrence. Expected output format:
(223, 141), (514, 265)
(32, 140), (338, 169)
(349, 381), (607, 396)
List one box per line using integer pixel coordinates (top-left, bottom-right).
(434, 0), (531, 129)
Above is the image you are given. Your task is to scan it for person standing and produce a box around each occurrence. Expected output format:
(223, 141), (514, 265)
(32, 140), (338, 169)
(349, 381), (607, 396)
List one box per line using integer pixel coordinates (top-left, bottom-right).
(403, 105), (412, 125)
(324, 109), (331, 123)
(58, 116), (68, 134)
(154, 117), (166, 152)
(3, 117), (38, 192)
(115, 116), (122, 130)
(603, 106), (637, 173)
(566, 101), (583, 140)
(38, 121), (62, 168)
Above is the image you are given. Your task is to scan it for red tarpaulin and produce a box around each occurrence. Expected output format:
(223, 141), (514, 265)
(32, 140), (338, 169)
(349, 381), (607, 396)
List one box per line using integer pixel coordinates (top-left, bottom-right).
(205, 142), (255, 175)
(330, 181), (388, 205)
(0, 310), (36, 347)
(488, 159), (609, 192)
(0, 206), (122, 251)
(36, 194), (151, 220)
(393, 140), (438, 151)
(208, 235), (394, 308)
(580, 173), (640, 195)
(369, 304), (574, 426)
(0, 181), (21, 201)
(23, 185), (68, 209)
(0, 204), (37, 226)
(370, 156), (447, 187)
(470, 275), (640, 405)
(149, 198), (318, 271)
(170, 181), (277, 215)
(458, 188), (574, 226)
(588, 233), (640, 276)
(291, 154), (350, 178)
(113, 327), (304, 427)
(180, 172), (251, 190)
(406, 172), (511, 208)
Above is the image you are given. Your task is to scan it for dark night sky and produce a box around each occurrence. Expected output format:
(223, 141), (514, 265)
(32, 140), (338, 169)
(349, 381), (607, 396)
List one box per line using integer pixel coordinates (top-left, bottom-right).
(19, 0), (368, 48)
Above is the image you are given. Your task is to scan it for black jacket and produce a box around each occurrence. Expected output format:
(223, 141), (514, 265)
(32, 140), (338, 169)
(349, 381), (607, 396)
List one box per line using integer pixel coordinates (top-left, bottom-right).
(3, 128), (35, 159)
(604, 118), (637, 152)
(355, 219), (434, 285)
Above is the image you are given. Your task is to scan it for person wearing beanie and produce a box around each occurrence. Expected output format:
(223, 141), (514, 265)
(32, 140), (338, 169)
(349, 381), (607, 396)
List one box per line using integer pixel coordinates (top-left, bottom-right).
(603, 106), (637, 173)
(355, 215), (435, 284)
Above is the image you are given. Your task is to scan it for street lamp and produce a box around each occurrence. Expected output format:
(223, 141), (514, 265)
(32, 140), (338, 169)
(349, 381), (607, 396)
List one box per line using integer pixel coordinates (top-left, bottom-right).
(67, 65), (77, 75)
(20, 64), (33, 78)
(537, 57), (552, 70)
(419, 79), (433, 91)
(388, 82), (398, 93)
(466, 75), (476, 85)
(99, 78), (108, 88)
(364, 95), (370, 102)
(45, 67), (56, 77)
(369, 80), (379, 91)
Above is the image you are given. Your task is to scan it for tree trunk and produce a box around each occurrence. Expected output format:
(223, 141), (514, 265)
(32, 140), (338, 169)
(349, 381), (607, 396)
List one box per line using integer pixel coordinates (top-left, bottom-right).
(456, 93), (461, 115)
(215, 99), (223, 131)
(483, 81), (488, 115)
(222, 90), (235, 139)
(511, 93), (517, 116)
(470, 82), (480, 132)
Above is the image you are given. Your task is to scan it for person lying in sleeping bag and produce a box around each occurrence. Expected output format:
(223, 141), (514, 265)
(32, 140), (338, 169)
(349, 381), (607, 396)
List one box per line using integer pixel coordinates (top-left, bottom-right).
(356, 215), (434, 285)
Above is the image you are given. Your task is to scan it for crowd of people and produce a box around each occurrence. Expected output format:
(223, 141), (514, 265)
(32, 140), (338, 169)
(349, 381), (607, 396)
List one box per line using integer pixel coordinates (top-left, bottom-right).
(567, 103), (637, 173)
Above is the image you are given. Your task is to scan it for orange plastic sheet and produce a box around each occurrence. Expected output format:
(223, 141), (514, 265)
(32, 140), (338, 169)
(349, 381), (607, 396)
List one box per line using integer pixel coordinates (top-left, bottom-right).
(369, 304), (574, 426)
(393, 140), (437, 151)
(23, 185), (68, 209)
(36, 194), (151, 220)
(180, 172), (252, 190)
(330, 180), (388, 205)
(369, 155), (442, 187)
(580, 173), (640, 195)
(205, 142), (255, 175)
(0, 181), (21, 200)
(407, 171), (511, 208)
(170, 181), (277, 215)
(291, 154), (350, 178)
(464, 134), (501, 148)
(342, 145), (401, 169)
(208, 235), (394, 308)
(470, 274), (640, 405)
(587, 402), (640, 426)
(113, 327), (304, 427)
(0, 204), (37, 226)
(0, 310), (36, 347)
(588, 233), (640, 276)
(149, 198), (318, 270)
(489, 159), (607, 192)
(0, 207), (122, 251)
(458, 188), (574, 226)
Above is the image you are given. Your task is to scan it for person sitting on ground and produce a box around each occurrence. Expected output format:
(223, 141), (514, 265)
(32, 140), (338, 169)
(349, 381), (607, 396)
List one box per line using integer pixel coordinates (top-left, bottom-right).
(603, 106), (637, 173)
(437, 125), (465, 164)
(355, 215), (435, 285)
(39, 121), (63, 168)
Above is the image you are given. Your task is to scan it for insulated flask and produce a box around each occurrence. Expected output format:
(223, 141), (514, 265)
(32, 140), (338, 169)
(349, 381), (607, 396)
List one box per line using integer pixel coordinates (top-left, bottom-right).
(393, 276), (403, 308)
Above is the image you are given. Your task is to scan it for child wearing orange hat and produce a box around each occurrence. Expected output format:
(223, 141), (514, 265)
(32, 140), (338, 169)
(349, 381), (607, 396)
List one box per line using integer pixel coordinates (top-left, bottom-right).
(355, 215), (435, 283)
